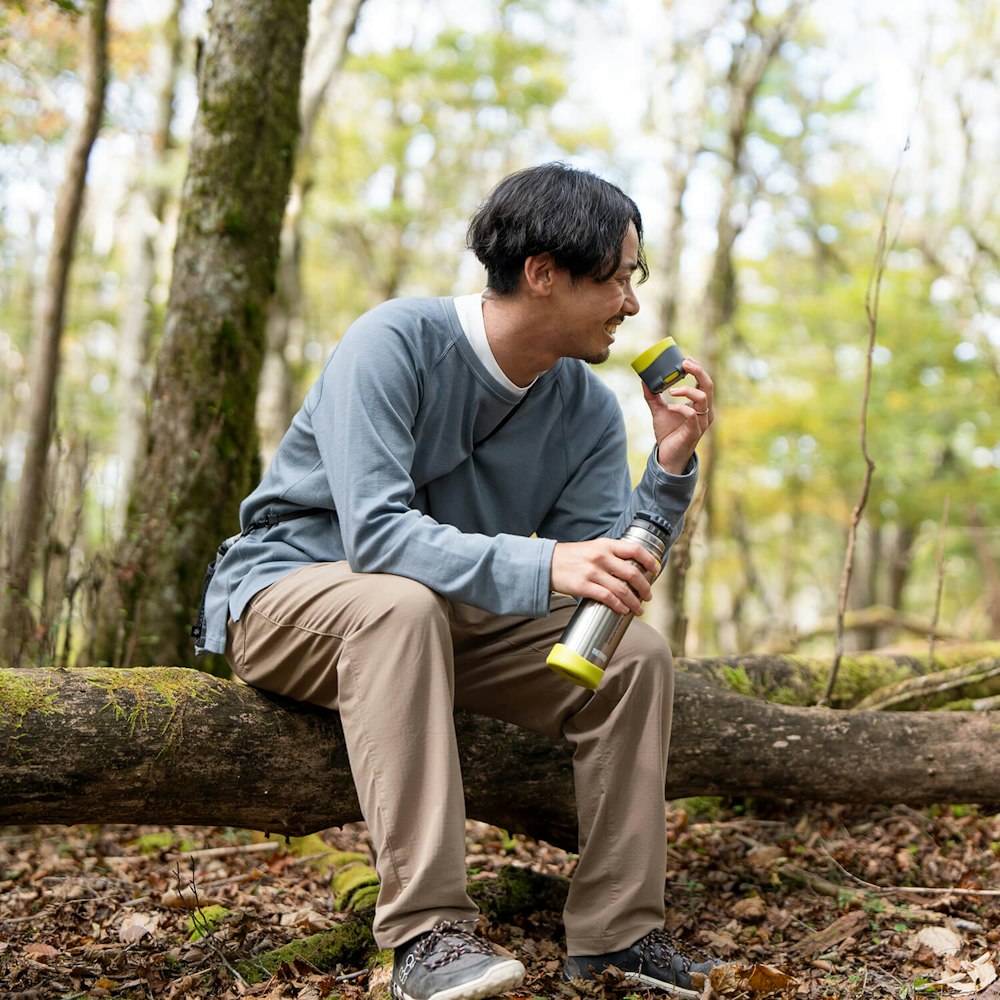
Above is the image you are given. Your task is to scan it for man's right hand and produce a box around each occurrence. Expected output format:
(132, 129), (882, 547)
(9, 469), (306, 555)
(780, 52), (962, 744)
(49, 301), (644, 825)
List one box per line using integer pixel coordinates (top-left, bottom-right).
(550, 538), (659, 617)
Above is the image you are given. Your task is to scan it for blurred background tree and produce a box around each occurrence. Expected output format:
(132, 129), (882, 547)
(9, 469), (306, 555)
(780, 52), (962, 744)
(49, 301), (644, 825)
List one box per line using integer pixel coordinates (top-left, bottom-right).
(0, 0), (996, 669)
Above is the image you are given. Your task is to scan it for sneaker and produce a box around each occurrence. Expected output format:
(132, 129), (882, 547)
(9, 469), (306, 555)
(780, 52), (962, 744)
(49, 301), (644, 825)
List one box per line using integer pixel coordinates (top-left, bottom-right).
(390, 920), (526, 1000)
(564, 928), (720, 998)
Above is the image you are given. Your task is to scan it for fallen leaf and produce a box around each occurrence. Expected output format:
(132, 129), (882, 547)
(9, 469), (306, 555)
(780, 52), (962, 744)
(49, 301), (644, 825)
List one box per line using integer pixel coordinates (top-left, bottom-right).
(709, 963), (742, 996)
(916, 925), (963, 957)
(746, 963), (798, 993)
(119, 912), (160, 944)
(932, 953), (998, 994)
(23, 942), (58, 960)
(746, 845), (785, 868)
(709, 963), (798, 997)
(731, 896), (768, 920)
(703, 929), (739, 955)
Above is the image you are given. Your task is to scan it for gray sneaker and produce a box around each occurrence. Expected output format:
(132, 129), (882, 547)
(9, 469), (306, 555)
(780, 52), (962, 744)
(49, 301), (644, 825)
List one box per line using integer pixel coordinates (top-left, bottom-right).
(390, 920), (526, 1000)
(564, 928), (720, 998)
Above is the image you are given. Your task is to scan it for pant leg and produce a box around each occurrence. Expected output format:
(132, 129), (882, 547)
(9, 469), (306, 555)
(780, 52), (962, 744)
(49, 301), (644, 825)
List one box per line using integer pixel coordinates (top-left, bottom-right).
(451, 598), (673, 956)
(226, 562), (478, 948)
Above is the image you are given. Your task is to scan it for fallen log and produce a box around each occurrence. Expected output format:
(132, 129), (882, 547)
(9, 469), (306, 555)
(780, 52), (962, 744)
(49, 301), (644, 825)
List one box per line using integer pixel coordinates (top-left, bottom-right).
(3, 665), (999, 847)
(680, 642), (1000, 707)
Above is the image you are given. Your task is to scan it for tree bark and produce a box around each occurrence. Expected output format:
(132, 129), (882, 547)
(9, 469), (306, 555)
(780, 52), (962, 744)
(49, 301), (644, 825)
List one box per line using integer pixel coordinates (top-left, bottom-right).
(4, 663), (1000, 849)
(89, 0), (310, 671)
(1, 0), (109, 666)
(257, 0), (365, 467)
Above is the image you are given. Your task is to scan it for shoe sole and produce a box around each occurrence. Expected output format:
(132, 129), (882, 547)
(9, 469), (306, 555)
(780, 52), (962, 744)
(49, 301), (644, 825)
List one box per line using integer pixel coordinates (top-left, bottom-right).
(392, 959), (526, 1000)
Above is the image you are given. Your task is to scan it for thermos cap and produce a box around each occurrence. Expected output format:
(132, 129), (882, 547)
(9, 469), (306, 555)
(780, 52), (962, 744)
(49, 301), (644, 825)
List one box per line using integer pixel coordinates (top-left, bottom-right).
(631, 337), (686, 394)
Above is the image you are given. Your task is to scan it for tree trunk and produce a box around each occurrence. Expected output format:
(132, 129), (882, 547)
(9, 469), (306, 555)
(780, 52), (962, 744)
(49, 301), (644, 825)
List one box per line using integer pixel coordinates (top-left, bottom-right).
(89, 0), (310, 671)
(257, 0), (365, 467)
(1, 0), (109, 667)
(4, 662), (1000, 849)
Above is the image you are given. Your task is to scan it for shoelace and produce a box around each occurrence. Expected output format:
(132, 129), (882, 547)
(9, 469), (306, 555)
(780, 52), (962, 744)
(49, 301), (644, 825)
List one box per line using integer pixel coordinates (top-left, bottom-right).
(412, 920), (494, 970)
(639, 928), (698, 974)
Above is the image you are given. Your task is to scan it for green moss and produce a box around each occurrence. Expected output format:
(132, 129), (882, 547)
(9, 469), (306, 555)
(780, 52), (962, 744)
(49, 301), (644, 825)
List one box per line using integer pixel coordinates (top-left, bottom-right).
(82, 666), (219, 740)
(324, 848), (369, 868)
(187, 904), (230, 941)
(133, 831), (177, 854)
(0, 669), (63, 725)
(235, 913), (376, 985)
(672, 796), (726, 822)
(467, 864), (570, 924)
(222, 208), (248, 238)
(332, 860), (380, 912)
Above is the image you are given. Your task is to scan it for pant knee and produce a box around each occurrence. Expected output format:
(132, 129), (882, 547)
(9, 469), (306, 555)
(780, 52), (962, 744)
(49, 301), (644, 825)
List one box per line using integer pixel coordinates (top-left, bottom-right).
(602, 621), (673, 701)
(373, 575), (450, 633)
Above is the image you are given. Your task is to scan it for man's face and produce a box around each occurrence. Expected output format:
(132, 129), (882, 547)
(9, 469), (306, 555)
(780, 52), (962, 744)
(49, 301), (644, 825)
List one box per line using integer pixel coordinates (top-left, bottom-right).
(552, 221), (641, 365)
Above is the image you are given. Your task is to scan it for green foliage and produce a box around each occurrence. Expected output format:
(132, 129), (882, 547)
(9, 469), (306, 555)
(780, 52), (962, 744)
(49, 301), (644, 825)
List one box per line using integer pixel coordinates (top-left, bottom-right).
(301, 18), (609, 368)
(1, 0), (997, 665)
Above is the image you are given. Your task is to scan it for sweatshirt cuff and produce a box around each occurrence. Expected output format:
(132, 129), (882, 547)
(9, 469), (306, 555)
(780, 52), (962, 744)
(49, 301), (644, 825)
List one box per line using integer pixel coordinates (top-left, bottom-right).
(649, 446), (698, 481)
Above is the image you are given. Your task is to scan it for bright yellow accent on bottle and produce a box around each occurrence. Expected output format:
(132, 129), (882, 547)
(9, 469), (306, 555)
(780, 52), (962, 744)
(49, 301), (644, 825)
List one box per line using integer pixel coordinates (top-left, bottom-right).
(630, 337), (678, 375)
(546, 643), (604, 689)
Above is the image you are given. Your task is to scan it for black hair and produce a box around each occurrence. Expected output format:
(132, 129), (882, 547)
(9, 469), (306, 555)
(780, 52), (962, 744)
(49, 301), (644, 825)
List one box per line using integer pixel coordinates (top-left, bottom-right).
(466, 161), (648, 296)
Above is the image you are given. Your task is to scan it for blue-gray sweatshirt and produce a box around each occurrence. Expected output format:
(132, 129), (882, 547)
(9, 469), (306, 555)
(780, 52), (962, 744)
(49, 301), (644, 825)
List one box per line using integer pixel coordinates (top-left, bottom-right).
(196, 296), (698, 655)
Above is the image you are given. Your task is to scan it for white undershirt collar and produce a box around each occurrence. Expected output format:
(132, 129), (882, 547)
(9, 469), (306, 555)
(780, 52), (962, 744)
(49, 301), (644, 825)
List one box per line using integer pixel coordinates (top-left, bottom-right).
(453, 292), (533, 397)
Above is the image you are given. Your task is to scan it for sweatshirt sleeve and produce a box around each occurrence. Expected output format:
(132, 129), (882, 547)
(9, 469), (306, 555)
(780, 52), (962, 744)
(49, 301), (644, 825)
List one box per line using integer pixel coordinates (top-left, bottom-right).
(313, 311), (556, 617)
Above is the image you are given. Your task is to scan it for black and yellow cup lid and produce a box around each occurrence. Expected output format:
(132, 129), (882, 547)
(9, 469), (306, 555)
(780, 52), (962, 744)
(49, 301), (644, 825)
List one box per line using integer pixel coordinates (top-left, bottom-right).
(631, 337), (686, 394)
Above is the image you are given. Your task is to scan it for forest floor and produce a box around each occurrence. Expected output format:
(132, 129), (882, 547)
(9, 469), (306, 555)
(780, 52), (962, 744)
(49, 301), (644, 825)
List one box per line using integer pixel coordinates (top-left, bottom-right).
(1, 801), (999, 1000)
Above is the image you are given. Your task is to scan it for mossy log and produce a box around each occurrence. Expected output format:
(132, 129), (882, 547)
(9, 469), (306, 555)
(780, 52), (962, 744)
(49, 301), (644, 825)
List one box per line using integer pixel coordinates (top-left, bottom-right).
(853, 656), (1000, 711)
(681, 642), (1000, 707)
(3, 664), (1000, 847)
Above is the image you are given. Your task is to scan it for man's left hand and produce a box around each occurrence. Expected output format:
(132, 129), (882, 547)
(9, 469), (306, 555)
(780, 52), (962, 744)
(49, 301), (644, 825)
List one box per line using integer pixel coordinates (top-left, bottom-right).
(643, 357), (714, 475)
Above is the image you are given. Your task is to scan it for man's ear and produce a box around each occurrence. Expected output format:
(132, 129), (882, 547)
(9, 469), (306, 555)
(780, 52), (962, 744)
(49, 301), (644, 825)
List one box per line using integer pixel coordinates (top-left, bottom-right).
(522, 252), (557, 296)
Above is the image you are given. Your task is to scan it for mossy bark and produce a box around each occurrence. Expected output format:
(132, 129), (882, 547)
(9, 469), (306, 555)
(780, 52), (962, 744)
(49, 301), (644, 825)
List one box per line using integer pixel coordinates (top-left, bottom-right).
(234, 864), (568, 985)
(678, 642), (1000, 707)
(90, 0), (309, 671)
(5, 661), (1000, 847)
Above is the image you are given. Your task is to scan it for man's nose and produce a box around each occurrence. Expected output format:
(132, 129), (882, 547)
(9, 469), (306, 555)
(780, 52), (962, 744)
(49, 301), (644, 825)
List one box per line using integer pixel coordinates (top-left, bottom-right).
(623, 284), (640, 316)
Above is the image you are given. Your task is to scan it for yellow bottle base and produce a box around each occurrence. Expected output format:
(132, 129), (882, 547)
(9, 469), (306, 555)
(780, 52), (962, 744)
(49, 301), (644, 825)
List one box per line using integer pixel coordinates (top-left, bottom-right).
(546, 643), (605, 689)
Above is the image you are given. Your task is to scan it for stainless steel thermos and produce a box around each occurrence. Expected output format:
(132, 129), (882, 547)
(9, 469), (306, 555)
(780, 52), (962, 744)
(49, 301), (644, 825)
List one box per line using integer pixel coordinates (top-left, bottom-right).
(546, 511), (673, 689)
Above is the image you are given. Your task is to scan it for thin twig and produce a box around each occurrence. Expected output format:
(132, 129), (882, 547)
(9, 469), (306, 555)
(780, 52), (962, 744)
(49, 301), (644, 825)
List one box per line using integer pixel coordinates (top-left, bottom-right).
(822, 849), (1000, 900)
(820, 156), (906, 706)
(168, 841), (281, 862)
(174, 860), (250, 987)
(929, 495), (950, 662)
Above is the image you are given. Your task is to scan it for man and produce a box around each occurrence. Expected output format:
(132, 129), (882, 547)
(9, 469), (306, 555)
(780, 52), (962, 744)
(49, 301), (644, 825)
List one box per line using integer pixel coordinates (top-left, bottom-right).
(196, 162), (717, 1000)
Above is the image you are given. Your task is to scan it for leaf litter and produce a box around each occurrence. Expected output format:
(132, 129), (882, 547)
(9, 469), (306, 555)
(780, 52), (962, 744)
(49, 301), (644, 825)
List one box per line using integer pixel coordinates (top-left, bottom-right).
(1, 801), (998, 999)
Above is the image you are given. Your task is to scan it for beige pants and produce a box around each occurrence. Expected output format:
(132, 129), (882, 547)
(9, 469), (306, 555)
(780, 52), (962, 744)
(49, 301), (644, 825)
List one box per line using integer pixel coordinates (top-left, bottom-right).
(226, 562), (674, 955)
